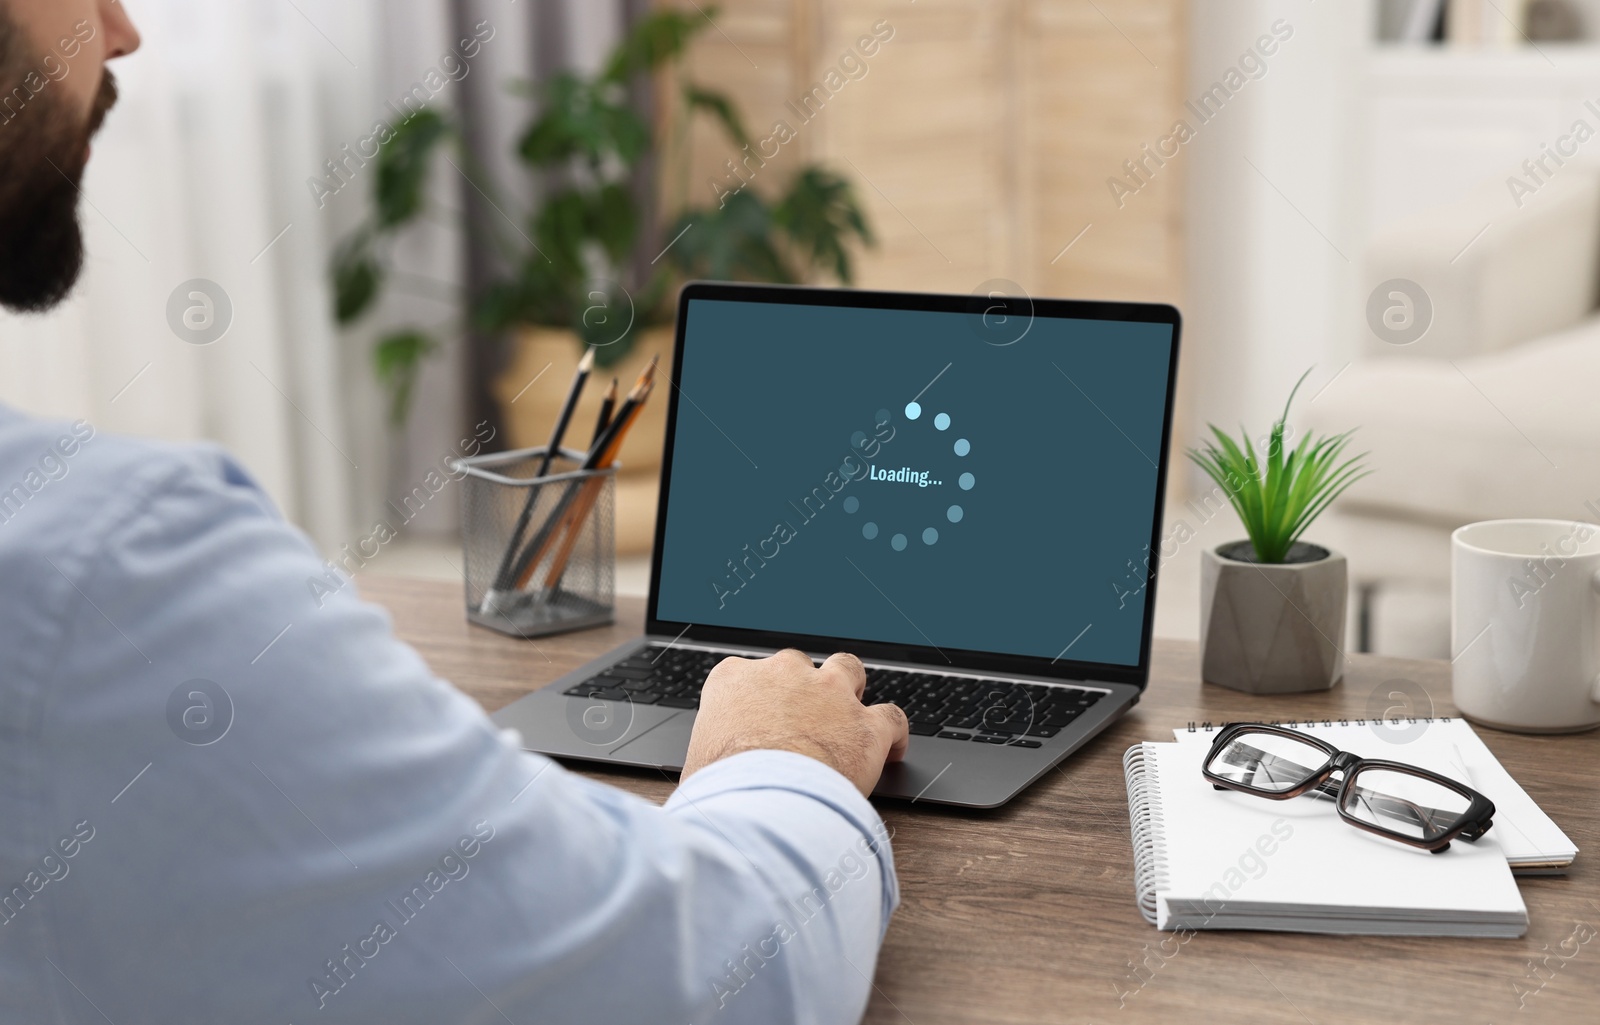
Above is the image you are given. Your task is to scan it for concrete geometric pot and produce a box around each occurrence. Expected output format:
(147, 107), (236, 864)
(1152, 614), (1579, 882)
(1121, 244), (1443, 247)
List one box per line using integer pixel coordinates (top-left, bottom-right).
(1199, 540), (1347, 694)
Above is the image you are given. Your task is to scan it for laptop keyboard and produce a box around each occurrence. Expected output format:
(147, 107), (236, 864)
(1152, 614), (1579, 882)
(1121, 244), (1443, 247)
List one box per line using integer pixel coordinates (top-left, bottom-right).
(562, 646), (1105, 749)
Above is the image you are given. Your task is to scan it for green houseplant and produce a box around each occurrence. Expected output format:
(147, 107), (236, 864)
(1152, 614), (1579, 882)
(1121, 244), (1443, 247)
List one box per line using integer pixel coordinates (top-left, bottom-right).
(330, 7), (874, 427)
(1187, 370), (1371, 693)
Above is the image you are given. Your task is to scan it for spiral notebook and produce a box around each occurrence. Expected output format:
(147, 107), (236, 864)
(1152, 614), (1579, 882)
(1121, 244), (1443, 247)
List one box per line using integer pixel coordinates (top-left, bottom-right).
(1124, 738), (1529, 936)
(1174, 718), (1577, 873)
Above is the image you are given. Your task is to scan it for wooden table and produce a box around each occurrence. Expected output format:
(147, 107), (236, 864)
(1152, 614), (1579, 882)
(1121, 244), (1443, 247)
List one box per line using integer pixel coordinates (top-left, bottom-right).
(362, 576), (1600, 1025)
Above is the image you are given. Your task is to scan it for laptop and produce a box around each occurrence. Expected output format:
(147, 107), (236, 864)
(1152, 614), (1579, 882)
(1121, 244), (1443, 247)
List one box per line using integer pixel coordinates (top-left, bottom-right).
(493, 282), (1181, 808)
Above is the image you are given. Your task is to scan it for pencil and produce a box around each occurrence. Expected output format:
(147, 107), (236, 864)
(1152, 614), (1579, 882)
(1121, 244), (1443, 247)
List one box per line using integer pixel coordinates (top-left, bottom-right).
(582, 357), (654, 470)
(543, 381), (655, 589)
(508, 359), (657, 591)
(511, 371), (654, 590)
(490, 347), (595, 591)
(591, 377), (617, 448)
(536, 346), (595, 477)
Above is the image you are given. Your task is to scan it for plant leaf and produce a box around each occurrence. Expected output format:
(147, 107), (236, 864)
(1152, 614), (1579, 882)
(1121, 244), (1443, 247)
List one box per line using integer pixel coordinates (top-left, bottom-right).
(666, 190), (796, 283)
(603, 9), (706, 82)
(518, 75), (648, 170)
(518, 75), (586, 165)
(376, 108), (451, 228)
(600, 101), (652, 165)
(685, 85), (750, 148)
(773, 166), (875, 283)
(331, 235), (382, 325)
(474, 280), (530, 333)
(373, 329), (437, 427)
(590, 182), (639, 266)
(533, 189), (591, 278)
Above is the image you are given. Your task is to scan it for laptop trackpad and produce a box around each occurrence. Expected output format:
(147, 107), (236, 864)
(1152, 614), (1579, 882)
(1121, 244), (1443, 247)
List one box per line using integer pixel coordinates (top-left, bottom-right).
(610, 710), (696, 770)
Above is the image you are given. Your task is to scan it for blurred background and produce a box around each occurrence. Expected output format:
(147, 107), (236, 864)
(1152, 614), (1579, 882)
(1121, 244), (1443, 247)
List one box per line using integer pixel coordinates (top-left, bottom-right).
(4, 0), (1599, 659)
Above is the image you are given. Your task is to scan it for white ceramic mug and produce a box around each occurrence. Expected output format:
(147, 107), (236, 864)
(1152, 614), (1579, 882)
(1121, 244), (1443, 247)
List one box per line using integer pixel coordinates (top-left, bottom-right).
(1451, 519), (1600, 733)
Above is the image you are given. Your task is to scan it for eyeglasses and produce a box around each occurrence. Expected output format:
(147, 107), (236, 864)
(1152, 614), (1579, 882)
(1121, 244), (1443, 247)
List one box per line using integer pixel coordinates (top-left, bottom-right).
(1201, 723), (1496, 853)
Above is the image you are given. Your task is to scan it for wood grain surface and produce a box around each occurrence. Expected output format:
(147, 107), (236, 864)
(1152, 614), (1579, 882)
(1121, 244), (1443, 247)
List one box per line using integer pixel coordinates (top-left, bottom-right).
(361, 575), (1600, 1025)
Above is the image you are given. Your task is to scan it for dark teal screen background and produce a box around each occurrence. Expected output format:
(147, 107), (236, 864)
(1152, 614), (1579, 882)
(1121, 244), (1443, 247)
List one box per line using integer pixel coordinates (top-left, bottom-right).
(653, 298), (1174, 667)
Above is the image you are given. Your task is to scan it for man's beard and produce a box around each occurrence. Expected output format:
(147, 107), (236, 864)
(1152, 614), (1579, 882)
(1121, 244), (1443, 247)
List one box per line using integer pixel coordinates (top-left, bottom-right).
(0, 25), (119, 313)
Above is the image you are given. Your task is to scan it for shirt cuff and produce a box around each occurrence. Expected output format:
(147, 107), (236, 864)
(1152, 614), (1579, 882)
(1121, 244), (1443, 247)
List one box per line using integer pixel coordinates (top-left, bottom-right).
(665, 749), (899, 929)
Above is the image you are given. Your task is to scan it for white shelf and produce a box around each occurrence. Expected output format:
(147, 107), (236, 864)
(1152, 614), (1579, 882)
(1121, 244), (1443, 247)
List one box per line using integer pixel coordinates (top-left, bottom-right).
(1368, 42), (1600, 78)
(1358, 36), (1600, 243)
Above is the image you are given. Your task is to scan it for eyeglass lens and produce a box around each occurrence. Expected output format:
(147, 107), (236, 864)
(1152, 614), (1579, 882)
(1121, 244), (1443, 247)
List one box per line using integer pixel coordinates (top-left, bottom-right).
(1206, 731), (1328, 793)
(1341, 768), (1471, 842)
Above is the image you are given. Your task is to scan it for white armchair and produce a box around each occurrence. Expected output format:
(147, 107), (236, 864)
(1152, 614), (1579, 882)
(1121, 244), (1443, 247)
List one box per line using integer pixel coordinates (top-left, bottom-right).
(1304, 166), (1600, 655)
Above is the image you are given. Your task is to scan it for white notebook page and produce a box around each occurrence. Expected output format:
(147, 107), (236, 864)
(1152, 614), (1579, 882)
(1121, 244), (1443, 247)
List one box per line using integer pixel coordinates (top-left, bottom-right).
(1172, 719), (1577, 867)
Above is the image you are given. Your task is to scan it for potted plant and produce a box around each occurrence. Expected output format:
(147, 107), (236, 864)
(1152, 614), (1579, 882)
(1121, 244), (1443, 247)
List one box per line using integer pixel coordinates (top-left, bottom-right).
(329, 7), (873, 452)
(1188, 370), (1371, 693)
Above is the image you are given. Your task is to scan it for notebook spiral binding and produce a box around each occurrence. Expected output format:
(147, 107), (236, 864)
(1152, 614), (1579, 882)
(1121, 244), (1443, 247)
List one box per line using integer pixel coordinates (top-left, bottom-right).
(1123, 743), (1168, 926)
(1182, 716), (1453, 732)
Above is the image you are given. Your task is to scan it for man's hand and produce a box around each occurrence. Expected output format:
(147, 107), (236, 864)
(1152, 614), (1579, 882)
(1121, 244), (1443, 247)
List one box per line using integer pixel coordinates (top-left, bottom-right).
(681, 649), (910, 797)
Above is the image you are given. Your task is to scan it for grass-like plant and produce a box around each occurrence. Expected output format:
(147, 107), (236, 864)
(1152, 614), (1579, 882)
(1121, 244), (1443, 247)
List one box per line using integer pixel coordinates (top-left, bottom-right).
(1187, 369), (1371, 564)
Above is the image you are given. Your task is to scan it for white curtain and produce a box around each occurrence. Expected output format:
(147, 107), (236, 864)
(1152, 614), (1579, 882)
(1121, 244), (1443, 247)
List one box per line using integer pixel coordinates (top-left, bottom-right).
(0, 0), (648, 553)
(0, 0), (512, 552)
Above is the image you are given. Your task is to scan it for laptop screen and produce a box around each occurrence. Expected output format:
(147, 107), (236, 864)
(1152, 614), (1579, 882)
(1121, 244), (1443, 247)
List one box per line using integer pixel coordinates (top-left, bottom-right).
(650, 288), (1177, 673)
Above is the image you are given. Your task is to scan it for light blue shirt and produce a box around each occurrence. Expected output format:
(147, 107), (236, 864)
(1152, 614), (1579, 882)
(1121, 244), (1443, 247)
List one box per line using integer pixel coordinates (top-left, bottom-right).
(0, 405), (897, 1024)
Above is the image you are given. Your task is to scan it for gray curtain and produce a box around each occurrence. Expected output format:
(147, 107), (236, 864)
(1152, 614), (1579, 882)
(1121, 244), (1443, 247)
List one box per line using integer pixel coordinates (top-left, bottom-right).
(448, 0), (636, 447)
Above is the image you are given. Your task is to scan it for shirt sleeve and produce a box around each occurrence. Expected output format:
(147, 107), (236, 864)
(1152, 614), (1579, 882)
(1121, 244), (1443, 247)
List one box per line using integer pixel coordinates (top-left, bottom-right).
(25, 448), (897, 1025)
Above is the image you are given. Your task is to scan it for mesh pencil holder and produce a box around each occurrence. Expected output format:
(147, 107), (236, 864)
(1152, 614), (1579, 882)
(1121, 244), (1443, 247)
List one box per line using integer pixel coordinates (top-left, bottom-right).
(454, 445), (616, 638)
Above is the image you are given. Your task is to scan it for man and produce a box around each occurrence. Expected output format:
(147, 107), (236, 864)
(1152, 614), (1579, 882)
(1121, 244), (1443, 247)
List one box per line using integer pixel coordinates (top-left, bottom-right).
(0, 2), (909, 1022)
